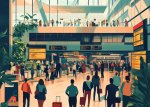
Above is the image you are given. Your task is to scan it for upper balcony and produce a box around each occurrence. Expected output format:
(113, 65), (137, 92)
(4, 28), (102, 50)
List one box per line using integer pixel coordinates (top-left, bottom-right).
(36, 26), (133, 34)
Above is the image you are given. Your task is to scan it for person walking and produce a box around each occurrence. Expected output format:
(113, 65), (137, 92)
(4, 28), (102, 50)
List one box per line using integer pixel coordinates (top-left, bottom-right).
(30, 65), (34, 80)
(101, 61), (104, 78)
(105, 78), (118, 107)
(83, 75), (93, 107)
(113, 72), (121, 88)
(92, 72), (101, 101)
(66, 79), (78, 107)
(35, 79), (47, 107)
(121, 76), (132, 107)
(36, 63), (41, 77)
(22, 78), (32, 107)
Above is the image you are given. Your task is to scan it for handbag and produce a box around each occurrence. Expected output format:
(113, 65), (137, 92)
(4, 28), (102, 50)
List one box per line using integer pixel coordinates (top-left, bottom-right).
(97, 88), (102, 93)
(115, 97), (121, 103)
(34, 90), (39, 99)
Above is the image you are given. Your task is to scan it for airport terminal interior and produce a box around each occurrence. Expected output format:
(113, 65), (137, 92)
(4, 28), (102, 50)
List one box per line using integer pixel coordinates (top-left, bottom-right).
(0, 0), (150, 107)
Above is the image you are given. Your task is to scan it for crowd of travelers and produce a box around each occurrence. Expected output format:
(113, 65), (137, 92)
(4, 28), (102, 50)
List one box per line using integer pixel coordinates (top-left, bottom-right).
(9, 60), (132, 107)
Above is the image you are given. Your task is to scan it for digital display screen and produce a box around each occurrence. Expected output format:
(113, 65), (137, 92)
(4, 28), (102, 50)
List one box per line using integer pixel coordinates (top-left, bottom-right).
(133, 27), (144, 46)
(131, 51), (146, 70)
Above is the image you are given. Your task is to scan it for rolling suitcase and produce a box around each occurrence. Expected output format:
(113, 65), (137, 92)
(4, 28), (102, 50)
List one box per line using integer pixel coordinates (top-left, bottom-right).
(80, 97), (85, 106)
(52, 96), (62, 107)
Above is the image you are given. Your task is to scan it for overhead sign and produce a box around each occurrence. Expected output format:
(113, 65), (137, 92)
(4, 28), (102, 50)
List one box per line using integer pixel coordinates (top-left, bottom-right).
(29, 53), (46, 60)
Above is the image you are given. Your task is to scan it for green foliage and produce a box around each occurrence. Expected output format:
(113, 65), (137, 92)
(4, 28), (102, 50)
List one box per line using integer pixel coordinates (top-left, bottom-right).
(128, 57), (150, 107)
(0, 71), (16, 89)
(13, 13), (38, 38)
(12, 38), (26, 63)
(0, 31), (12, 71)
(0, 102), (8, 107)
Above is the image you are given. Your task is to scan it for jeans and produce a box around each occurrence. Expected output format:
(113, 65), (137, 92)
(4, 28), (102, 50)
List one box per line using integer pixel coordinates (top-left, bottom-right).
(31, 73), (34, 79)
(85, 91), (91, 107)
(93, 85), (100, 101)
(107, 98), (115, 107)
(123, 95), (130, 107)
(23, 92), (30, 107)
(69, 97), (77, 107)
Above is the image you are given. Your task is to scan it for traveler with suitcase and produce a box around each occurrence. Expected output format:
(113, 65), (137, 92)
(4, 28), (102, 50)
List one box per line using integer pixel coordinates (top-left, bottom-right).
(82, 75), (93, 107)
(65, 79), (79, 107)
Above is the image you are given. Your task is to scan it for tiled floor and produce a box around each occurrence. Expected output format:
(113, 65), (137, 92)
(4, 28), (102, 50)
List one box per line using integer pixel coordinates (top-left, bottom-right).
(18, 69), (128, 107)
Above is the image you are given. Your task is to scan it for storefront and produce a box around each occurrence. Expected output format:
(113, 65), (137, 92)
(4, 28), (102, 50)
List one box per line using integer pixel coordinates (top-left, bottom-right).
(132, 19), (149, 70)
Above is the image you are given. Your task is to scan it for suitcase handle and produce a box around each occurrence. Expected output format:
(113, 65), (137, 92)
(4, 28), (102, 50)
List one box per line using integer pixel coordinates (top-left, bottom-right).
(56, 96), (61, 102)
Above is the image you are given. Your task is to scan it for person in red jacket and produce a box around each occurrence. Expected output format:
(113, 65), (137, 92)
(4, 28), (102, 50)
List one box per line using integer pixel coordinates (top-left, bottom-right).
(22, 78), (32, 107)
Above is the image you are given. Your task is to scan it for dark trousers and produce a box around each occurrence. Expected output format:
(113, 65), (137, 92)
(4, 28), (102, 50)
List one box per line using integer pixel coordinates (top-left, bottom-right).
(23, 92), (30, 107)
(31, 73), (34, 79)
(107, 98), (115, 107)
(93, 85), (100, 101)
(123, 95), (130, 107)
(101, 69), (104, 77)
(69, 97), (77, 107)
(45, 73), (49, 80)
(56, 69), (61, 78)
(73, 70), (77, 77)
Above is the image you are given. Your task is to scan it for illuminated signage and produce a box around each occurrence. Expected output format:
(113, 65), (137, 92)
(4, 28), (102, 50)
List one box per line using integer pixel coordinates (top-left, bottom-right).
(29, 48), (46, 53)
(131, 51), (146, 70)
(29, 53), (46, 60)
(29, 48), (46, 60)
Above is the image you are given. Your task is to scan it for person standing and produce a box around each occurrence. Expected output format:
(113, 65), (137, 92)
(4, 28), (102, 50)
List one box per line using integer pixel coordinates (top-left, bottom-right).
(121, 76), (132, 107)
(56, 62), (61, 78)
(36, 63), (41, 77)
(22, 78), (32, 107)
(101, 61), (104, 78)
(94, 62), (98, 72)
(30, 65), (34, 80)
(66, 79), (78, 107)
(44, 65), (49, 81)
(83, 75), (93, 107)
(51, 19), (54, 27)
(20, 64), (25, 81)
(50, 64), (55, 83)
(89, 63), (94, 75)
(72, 63), (77, 78)
(35, 79), (47, 107)
(105, 78), (118, 107)
(92, 72), (101, 101)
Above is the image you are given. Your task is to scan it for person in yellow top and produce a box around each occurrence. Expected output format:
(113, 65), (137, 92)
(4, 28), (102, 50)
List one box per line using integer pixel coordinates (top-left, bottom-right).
(121, 76), (132, 107)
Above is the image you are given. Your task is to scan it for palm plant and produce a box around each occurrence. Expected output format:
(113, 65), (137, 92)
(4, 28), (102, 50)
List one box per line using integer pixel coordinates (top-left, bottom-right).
(0, 31), (16, 106)
(128, 57), (150, 107)
(13, 13), (38, 38)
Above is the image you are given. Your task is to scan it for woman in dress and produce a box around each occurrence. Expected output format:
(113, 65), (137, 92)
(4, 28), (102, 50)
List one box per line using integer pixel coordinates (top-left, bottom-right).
(35, 79), (47, 107)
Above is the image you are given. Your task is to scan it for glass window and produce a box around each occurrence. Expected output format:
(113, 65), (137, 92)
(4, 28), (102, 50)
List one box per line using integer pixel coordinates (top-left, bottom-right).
(102, 36), (107, 42)
(112, 36), (118, 42)
(93, 36), (101, 42)
(118, 35), (123, 42)
(107, 36), (113, 42)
